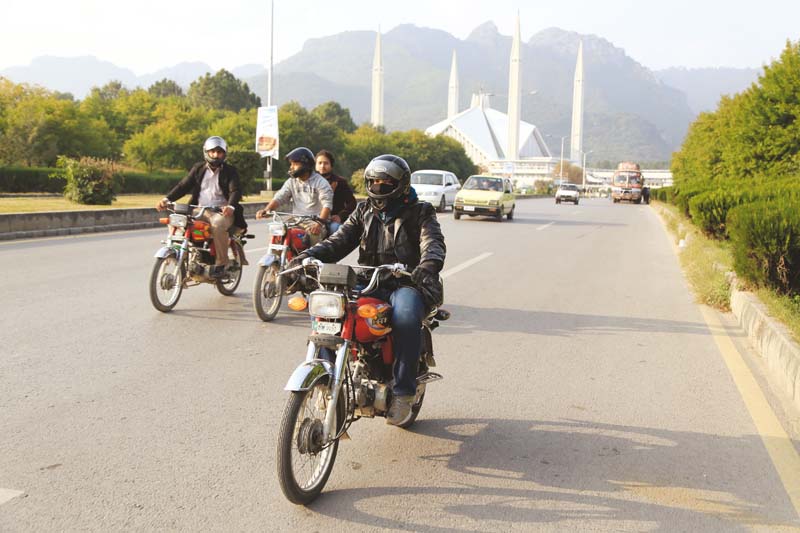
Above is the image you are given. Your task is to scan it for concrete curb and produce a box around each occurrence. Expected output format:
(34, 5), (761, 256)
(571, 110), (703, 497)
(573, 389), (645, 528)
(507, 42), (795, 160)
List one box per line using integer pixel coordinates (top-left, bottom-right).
(0, 202), (265, 241)
(652, 201), (800, 412)
(731, 284), (800, 410)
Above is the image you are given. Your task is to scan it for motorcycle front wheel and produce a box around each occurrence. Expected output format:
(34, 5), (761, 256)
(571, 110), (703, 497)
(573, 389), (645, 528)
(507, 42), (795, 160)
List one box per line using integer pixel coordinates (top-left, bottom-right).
(216, 243), (243, 296)
(253, 264), (283, 322)
(277, 381), (341, 505)
(149, 255), (184, 312)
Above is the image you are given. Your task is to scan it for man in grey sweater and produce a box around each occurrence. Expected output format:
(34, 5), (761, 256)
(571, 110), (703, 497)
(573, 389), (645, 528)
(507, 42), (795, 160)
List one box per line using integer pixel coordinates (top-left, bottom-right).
(256, 147), (334, 246)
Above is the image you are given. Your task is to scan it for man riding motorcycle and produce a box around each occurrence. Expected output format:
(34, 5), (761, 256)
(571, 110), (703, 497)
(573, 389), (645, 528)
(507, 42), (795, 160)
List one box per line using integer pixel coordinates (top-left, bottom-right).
(256, 147), (333, 247)
(291, 154), (446, 426)
(156, 136), (245, 278)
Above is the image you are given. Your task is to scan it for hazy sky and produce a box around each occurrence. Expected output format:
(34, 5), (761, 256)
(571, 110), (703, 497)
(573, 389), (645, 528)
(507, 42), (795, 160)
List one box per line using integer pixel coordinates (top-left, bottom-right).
(5, 0), (799, 74)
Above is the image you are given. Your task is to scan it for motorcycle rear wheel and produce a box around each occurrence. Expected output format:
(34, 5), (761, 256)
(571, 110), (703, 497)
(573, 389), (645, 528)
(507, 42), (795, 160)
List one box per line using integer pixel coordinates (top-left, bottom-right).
(277, 382), (341, 505)
(149, 256), (183, 312)
(396, 385), (426, 429)
(253, 264), (283, 321)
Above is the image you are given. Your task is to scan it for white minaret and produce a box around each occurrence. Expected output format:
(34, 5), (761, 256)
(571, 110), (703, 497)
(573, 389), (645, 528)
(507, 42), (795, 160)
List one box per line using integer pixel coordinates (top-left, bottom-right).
(570, 40), (584, 162)
(371, 30), (384, 128)
(506, 13), (522, 161)
(447, 50), (459, 118)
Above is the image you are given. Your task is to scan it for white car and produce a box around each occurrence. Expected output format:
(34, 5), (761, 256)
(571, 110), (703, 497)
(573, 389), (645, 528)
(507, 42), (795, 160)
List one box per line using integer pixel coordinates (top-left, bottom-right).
(555, 183), (580, 205)
(410, 170), (461, 212)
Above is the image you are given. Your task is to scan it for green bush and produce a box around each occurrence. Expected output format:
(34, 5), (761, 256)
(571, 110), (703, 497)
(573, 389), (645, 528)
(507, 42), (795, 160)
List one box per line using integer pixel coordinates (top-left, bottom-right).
(51, 156), (122, 205)
(727, 199), (800, 294)
(0, 166), (64, 193)
(226, 151), (263, 195)
(350, 168), (367, 195)
(688, 189), (755, 239)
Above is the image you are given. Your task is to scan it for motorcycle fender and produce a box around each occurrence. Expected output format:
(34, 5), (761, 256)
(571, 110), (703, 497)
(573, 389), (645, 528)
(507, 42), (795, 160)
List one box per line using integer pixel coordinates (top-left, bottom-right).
(154, 246), (177, 259)
(284, 359), (334, 392)
(257, 253), (279, 268)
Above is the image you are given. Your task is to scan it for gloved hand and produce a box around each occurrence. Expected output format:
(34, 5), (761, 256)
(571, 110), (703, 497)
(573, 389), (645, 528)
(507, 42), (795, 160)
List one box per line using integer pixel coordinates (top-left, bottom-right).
(410, 261), (443, 311)
(411, 261), (437, 287)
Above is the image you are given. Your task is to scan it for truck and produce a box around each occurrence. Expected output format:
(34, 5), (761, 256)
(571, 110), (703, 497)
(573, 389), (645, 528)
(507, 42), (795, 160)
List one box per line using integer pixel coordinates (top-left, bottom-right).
(611, 161), (644, 204)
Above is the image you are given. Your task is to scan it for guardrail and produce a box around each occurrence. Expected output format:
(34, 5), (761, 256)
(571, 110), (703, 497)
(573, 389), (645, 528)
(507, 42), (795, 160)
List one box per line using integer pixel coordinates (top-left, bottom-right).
(0, 202), (265, 241)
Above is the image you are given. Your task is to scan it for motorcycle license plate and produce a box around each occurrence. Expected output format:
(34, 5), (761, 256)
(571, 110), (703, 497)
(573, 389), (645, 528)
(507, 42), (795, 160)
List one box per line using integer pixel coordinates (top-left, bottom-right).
(463, 206), (475, 212)
(312, 320), (342, 335)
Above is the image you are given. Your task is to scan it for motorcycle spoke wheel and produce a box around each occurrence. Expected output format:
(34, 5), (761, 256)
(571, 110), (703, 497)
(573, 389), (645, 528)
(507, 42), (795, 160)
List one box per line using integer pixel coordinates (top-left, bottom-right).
(216, 245), (243, 296)
(149, 256), (183, 312)
(253, 264), (283, 322)
(277, 383), (339, 505)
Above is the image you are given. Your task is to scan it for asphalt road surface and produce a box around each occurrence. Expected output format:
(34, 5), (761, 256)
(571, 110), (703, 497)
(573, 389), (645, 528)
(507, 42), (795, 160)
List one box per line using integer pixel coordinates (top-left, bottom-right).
(2, 198), (799, 531)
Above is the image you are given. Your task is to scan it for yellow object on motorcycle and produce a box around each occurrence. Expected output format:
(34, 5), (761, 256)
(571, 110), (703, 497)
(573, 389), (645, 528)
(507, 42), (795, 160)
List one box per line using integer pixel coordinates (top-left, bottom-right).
(288, 296), (308, 311)
(191, 220), (211, 242)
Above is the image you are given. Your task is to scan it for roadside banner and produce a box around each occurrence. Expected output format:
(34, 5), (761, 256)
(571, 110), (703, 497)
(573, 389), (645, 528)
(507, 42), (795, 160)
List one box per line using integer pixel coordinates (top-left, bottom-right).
(255, 106), (279, 158)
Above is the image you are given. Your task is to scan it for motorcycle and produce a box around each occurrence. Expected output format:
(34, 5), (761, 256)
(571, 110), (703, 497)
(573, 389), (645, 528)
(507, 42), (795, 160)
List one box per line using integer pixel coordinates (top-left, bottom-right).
(252, 211), (322, 322)
(275, 259), (449, 505)
(149, 203), (252, 312)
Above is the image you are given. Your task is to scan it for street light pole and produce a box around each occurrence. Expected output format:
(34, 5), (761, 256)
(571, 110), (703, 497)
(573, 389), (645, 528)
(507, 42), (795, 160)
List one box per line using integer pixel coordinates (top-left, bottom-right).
(559, 136), (565, 181)
(264, 0), (275, 191)
(582, 149), (593, 195)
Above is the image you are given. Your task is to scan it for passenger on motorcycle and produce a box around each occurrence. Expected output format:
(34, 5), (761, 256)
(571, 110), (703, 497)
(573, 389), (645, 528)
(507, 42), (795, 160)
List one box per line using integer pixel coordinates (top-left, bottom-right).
(315, 149), (356, 234)
(291, 154), (446, 426)
(156, 136), (244, 278)
(256, 147), (333, 247)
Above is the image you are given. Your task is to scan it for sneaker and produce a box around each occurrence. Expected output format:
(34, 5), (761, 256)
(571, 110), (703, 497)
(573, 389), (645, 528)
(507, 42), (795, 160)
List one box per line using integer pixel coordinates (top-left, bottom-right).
(386, 395), (415, 426)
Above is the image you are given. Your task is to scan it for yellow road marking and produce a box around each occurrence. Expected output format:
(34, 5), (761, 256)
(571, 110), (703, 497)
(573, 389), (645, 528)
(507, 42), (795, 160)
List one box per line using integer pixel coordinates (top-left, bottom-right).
(699, 305), (800, 517)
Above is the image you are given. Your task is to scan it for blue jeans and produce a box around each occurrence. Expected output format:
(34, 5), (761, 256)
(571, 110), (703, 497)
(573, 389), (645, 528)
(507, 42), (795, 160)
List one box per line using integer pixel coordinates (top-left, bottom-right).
(318, 286), (425, 397)
(328, 220), (342, 234)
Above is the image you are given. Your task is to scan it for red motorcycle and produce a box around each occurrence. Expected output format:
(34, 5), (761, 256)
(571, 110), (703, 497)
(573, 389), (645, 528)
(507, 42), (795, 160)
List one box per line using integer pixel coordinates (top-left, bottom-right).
(252, 211), (320, 321)
(149, 203), (251, 312)
(275, 259), (448, 504)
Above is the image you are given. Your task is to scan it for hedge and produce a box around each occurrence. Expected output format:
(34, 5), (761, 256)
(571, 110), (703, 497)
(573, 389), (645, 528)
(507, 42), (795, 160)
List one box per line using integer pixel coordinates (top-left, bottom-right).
(0, 167), (65, 193)
(727, 199), (800, 294)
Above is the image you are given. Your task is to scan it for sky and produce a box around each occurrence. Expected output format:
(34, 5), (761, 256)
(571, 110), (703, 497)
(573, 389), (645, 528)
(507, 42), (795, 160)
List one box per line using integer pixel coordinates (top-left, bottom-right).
(5, 0), (799, 74)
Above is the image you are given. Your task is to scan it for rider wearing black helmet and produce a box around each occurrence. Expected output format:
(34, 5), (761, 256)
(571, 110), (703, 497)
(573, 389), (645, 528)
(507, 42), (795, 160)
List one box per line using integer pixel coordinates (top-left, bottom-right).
(157, 136), (245, 277)
(291, 154), (446, 426)
(256, 146), (333, 246)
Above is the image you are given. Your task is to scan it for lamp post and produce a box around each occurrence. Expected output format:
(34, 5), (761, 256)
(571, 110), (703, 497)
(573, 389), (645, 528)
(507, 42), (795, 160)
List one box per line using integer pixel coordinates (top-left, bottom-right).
(545, 134), (567, 184)
(582, 150), (593, 195)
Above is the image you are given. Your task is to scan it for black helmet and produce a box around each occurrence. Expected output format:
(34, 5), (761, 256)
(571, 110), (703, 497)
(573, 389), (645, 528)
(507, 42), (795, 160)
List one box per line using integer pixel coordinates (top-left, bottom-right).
(285, 146), (315, 178)
(364, 154), (411, 210)
(203, 136), (227, 168)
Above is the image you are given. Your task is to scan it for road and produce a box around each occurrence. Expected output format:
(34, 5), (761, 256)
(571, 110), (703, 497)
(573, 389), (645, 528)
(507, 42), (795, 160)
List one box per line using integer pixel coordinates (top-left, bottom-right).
(1, 198), (799, 531)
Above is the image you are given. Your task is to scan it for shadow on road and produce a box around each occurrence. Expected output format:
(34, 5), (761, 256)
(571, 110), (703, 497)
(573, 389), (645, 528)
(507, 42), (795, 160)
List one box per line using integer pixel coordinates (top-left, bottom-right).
(304, 418), (798, 531)
(435, 304), (726, 338)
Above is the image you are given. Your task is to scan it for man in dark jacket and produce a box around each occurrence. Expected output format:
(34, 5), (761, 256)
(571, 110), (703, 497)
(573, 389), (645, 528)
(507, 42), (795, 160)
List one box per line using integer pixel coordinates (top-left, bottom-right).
(156, 136), (244, 277)
(315, 149), (356, 233)
(293, 154), (446, 426)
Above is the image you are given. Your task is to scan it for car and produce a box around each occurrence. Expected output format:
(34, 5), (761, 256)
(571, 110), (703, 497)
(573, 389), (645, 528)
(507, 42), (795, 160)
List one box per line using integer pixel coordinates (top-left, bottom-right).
(410, 170), (461, 212)
(555, 183), (580, 204)
(453, 175), (516, 221)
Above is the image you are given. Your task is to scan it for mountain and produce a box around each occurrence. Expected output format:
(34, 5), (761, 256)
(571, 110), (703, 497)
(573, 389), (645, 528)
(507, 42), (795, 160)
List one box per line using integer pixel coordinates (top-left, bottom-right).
(3, 24), (741, 161)
(0, 56), (214, 97)
(244, 24), (693, 160)
(654, 67), (760, 114)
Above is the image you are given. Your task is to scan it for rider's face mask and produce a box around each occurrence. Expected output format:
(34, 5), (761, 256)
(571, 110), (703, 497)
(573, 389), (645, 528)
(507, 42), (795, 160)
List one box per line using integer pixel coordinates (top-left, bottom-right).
(368, 180), (396, 196)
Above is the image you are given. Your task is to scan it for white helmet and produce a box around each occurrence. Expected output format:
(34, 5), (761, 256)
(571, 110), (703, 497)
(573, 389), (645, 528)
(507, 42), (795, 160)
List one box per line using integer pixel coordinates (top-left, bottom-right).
(203, 136), (228, 167)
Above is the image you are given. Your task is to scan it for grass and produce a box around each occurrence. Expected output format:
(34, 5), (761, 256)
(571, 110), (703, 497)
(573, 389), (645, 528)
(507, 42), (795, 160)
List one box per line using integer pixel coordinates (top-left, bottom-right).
(0, 194), (271, 214)
(654, 200), (800, 342)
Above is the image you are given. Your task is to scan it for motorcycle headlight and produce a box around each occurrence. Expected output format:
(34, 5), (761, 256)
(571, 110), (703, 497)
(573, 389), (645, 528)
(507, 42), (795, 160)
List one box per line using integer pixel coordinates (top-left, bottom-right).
(269, 222), (286, 236)
(169, 214), (188, 228)
(308, 291), (345, 319)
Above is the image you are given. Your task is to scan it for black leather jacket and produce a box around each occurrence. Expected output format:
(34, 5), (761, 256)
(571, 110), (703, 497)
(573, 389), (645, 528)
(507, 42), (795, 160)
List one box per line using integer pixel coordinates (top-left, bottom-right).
(304, 197), (446, 304)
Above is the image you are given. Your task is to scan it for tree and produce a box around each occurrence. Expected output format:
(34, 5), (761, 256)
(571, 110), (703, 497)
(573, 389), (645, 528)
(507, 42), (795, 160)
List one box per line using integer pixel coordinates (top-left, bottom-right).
(311, 102), (357, 133)
(148, 78), (184, 98)
(187, 69), (261, 112)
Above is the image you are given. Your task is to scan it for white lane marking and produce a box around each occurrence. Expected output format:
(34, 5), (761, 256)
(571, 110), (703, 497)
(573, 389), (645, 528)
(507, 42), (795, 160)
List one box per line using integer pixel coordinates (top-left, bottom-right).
(571, 210), (580, 215)
(0, 488), (24, 505)
(537, 222), (555, 231)
(441, 252), (493, 279)
(247, 246), (270, 253)
(699, 306), (800, 515)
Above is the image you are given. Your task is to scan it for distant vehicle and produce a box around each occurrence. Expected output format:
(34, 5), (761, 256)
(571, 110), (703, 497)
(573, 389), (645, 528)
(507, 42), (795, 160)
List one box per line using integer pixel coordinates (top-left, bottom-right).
(611, 161), (644, 204)
(555, 183), (580, 204)
(410, 170), (460, 212)
(454, 175), (515, 222)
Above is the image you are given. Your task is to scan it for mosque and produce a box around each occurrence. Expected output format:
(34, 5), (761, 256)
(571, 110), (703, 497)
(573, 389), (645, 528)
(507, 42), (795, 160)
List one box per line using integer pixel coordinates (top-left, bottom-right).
(368, 15), (587, 188)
